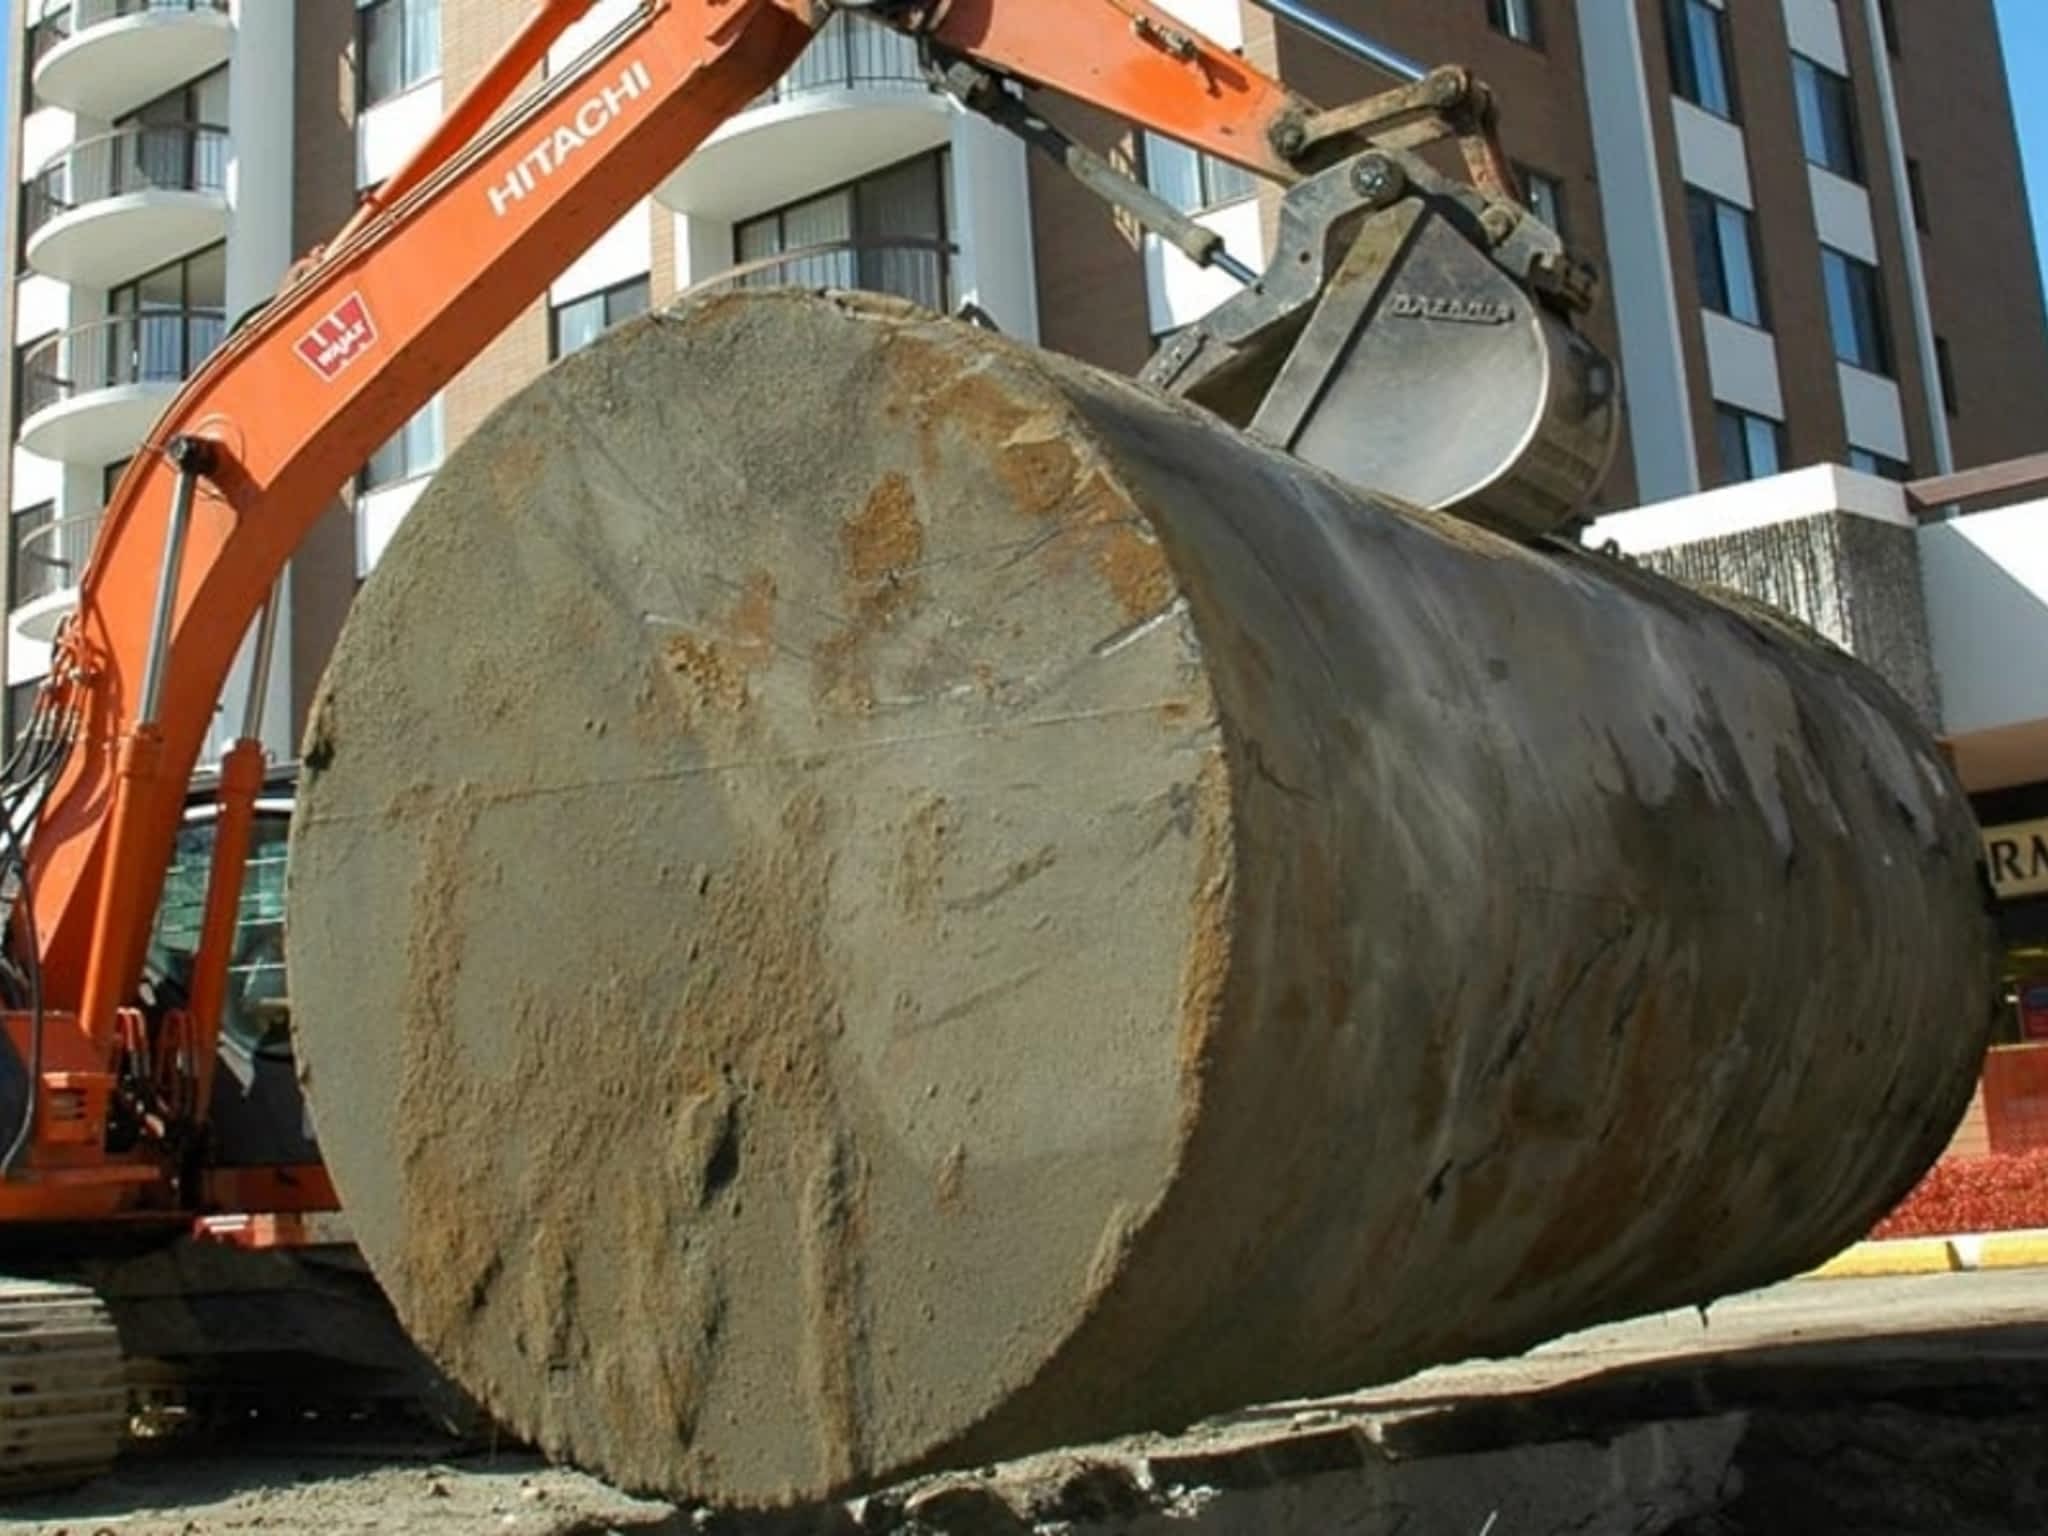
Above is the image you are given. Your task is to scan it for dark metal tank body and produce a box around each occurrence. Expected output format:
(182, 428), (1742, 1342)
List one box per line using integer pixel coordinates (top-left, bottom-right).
(285, 292), (1997, 1507)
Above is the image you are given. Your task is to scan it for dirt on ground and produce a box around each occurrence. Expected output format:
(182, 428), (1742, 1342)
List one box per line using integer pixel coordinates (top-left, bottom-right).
(4, 1450), (675, 1536)
(9, 1271), (2048, 1535)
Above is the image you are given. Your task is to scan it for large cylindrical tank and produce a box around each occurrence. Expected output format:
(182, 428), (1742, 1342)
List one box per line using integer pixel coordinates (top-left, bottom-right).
(285, 292), (1997, 1508)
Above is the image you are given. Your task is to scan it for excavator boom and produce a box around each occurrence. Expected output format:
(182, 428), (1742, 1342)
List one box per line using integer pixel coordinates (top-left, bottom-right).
(0, 0), (1357, 1222)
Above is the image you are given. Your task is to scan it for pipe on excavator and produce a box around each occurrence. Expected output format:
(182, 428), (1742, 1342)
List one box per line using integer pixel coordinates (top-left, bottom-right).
(285, 291), (1998, 1509)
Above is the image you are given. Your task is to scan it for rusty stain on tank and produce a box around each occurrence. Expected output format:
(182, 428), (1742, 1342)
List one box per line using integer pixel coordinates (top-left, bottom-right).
(726, 570), (781, 669)
(835, 475), (925, 606)
(664, 633), (750, 719)
(811, 476), (933, 715)
(1175, 752), (1235, 1101)
(798, 1133), (870, 1489)
(392, 790), (499, 1348)
(935, 1144), (969, 1213)
(896, 795), (951, 920)
(1096, 525), (1174, 623)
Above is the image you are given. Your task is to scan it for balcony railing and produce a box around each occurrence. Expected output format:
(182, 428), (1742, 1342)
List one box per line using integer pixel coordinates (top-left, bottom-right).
(686, 237), (957, 313)
(25, 122), (229, 242)
(19, 309), (227, 423)
(12, 510), (102, 608)
(750, 12), (928, 108)
(38, 0), (230, 53)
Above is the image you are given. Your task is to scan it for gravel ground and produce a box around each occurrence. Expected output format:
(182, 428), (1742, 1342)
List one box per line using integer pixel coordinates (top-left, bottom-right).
(5, 1452), (680, 1536)
(9, 1272), (2048, 1536)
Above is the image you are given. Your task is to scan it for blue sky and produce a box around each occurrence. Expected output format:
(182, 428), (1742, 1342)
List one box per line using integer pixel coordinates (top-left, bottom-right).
(1996, 0), (2048, 294)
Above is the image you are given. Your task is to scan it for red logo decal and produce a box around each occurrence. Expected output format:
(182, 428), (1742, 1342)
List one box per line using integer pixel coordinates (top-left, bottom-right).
(295, 294), (378, 380)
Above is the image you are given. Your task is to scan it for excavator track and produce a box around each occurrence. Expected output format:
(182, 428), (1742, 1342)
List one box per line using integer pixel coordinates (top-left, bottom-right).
(0, 1280), (126, 1496)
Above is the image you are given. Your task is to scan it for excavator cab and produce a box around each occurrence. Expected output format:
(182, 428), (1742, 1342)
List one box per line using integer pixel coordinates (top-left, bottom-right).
(142, 775), (312, 1170)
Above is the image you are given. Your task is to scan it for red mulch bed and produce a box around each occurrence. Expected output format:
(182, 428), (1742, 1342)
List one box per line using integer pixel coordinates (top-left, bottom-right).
(1871, 1149), (2048, 1239)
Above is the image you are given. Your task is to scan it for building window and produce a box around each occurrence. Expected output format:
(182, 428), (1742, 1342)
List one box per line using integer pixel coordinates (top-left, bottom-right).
(1715, 405), (1786, 484)
(1686, 189), (1767, 327)
(25, 13), (63, 111)
(110, 68), (231, 201)
(123, 66), (230, 130)
(1520, 167), (1566, 238)
(1877, 0), (1901, 55)
(361, 398), (444, 493)
(107, 244), (229, 388)
(549, 275), (651, 360)
(1906, 158), (1929, 232)
(1793, 54), (1861, 181)
(733, 151), (954, 310)
(12, 333), (51, 439)
(1665, 0), (1736, 121)
(1848, 448), (1909, 481)
(1935, 335), (1959, 416)
(1487, 0), (1541, 46)
(5, 681), (40, 757)
(10, 501), (57, 608)
(1142, 134), (1257, 216)
(359, 0), (443, 110)
(1821, 247), (1892, 375)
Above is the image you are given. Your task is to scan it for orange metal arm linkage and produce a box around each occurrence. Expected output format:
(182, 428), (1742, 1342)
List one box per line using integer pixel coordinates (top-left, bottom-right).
(20, 0), (1318, 1067)
(923, 0), (1303, 180)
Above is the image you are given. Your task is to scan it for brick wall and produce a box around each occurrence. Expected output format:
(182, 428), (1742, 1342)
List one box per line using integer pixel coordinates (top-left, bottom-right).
(650, 199), (679, 308)
(1891, 0), (2048, 472)
(1838, 0), (1939, 475)
(1027, 99), (1154, 374)
(440, 0), (551, 450)
(1985, 1044), (2048, 1157)
(287, 0), (373, 742)
(1717, 0), (1850, 473)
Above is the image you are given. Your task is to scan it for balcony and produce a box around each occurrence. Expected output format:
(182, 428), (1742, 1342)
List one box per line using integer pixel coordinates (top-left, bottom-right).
(658, 12), (949, 220)
(25, 124), (229, 287)
(11, 509), (102, 645)
(32, 1), (233, 122)
(18, 309), (225, 465)
(684, 236), (958, 312)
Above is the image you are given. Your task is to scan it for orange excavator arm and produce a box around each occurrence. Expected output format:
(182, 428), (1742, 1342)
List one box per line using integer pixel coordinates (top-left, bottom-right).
(0, 0), (1332, 1214)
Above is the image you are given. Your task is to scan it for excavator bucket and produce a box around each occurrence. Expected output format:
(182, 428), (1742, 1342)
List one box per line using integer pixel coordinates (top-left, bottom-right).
(1141, 150), (1618, 541)
(284, 291), (1997, 1508)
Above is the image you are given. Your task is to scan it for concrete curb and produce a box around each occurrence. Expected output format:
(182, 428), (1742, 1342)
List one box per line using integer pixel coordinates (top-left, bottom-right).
(1810, 1227), (2048, 1279)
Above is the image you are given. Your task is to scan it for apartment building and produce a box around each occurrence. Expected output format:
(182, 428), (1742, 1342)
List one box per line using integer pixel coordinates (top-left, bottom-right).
(2, 0), (2043, 768)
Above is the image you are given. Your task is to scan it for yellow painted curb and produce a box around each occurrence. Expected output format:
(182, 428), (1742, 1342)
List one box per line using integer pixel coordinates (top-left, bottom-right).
(1809, 1239), (1959, 1279)
(1975, 1235), (2048, 1271)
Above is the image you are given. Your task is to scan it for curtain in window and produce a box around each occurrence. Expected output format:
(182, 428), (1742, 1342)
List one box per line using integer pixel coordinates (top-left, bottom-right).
(736, 216), (781, 271)
(781, 190), (857, 290)
(10, 505), (56, 608)
(125, 126), (187, 194)
(406, 0), (442, 84)
(1143, 134), (1203, 216)
(858, 155), (946, 308)
(554, 294), (607, 357)
(361, 1), (402, 104)
(1715, 206), (1761, 326)
(606, 280), (650, 328)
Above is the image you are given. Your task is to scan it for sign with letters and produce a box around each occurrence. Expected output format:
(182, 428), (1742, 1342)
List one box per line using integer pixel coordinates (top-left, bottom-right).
(1984, 816), (2048, 900)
